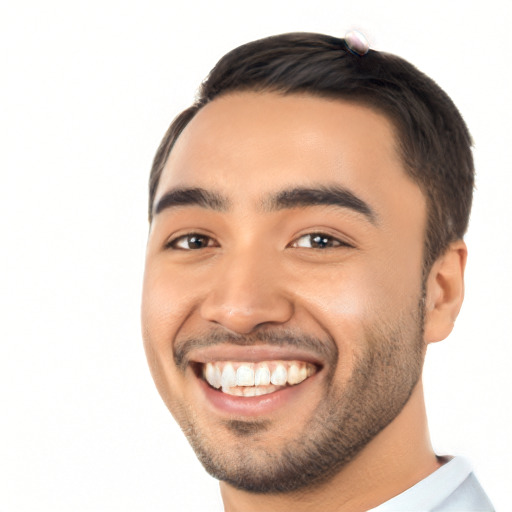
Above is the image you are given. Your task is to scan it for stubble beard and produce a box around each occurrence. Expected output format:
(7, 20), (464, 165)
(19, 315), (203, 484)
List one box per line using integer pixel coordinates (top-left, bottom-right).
(174, 299), (426, 494)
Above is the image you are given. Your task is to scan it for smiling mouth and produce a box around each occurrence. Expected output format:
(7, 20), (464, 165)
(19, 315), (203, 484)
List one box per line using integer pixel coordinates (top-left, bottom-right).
(199, 360), (318, 397)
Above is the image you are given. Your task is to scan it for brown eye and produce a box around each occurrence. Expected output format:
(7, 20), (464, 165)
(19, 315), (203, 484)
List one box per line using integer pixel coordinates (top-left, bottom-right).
(292, 233), (347, 249)
(168, 234), (215, 250)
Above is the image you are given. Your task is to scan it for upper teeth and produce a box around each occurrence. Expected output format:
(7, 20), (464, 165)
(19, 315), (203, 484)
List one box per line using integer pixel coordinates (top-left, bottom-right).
(202, 360), (316, 393)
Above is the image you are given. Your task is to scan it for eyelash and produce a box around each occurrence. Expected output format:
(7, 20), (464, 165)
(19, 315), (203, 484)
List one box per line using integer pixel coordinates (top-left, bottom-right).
(166, 232), (352, 251)
(166, 233), (218, 250)
(290, 233), (352, 249)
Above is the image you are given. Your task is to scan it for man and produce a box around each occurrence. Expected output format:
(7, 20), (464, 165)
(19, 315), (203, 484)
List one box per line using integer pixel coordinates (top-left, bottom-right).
(141, 31), (494, 511)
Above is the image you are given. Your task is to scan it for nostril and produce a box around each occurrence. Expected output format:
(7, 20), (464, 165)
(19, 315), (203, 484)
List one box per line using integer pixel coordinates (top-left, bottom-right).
(200, 296), (294, 335)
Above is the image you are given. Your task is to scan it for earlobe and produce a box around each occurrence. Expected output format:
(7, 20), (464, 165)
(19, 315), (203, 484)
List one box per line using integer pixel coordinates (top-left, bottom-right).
(423, 240), (467, 344)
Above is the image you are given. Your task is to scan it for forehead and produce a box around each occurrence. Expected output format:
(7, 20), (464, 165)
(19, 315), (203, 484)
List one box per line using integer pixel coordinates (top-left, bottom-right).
(156, 92), (424, 221)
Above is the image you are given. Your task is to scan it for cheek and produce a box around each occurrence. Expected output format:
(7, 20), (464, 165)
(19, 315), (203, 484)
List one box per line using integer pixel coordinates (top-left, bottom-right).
(141, 260), (201, 342)
(288, 262), (385, 318)
(287, 266), (377, 369)
(289, 254), (422, 336)
(141, 263), (193, 396)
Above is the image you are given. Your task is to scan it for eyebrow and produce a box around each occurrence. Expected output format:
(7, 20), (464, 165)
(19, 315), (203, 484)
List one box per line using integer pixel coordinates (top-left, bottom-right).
(154, 184), (377, 224)
(154, 187), (230, 215)
(265, 185), (377, 224)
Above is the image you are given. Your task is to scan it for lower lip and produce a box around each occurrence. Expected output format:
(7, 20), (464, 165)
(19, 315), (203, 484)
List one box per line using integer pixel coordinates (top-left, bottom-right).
(195, 372), (319, 417)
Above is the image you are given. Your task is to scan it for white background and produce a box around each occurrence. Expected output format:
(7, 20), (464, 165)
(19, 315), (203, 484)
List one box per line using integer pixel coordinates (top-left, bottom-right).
(1, 1), (510, 510)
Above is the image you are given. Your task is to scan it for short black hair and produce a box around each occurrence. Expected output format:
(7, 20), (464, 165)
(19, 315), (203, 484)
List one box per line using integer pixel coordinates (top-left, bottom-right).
(149, 32), (474, 272)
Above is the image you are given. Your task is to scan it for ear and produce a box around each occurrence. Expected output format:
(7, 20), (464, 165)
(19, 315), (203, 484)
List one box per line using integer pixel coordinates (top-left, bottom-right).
(423, 240), (467, 344)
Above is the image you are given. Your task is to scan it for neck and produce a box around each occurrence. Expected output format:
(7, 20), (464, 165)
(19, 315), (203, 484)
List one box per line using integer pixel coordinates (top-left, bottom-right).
(220, 379), (441, 512)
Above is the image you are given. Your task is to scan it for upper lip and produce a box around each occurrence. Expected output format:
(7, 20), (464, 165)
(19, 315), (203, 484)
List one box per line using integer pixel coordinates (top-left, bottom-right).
(186, 343), (325, 368)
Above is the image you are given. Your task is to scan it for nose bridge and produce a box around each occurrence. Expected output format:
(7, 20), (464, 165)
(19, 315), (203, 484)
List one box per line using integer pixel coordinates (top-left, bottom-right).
(200, 243), (293, 333)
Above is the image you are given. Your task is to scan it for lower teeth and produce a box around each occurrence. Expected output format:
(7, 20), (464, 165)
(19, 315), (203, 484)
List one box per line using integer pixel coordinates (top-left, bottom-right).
(221, 384), (284, 397)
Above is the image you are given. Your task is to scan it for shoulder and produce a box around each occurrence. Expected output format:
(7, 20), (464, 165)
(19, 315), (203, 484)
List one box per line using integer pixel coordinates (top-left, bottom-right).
(369, 457), (494, 511)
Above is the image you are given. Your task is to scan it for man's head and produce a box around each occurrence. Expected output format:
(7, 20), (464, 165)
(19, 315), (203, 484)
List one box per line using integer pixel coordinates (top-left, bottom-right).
(148, 32), (473, 274)
(141, 33), (471, 496)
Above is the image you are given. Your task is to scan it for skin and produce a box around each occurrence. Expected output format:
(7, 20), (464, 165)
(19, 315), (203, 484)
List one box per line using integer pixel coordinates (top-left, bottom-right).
(141, 92), (467, 511)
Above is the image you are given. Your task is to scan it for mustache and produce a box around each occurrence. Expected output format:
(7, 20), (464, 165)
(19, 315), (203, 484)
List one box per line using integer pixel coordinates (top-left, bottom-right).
(174, 327), (338, 371)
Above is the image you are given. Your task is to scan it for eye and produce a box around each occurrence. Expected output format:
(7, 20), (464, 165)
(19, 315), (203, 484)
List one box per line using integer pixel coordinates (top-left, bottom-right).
(167, 233), (217, 250)
(290, 233), (349, 249)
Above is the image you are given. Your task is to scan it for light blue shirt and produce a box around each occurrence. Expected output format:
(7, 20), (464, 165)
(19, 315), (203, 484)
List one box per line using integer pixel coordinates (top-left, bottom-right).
(368, 457), (494, 511)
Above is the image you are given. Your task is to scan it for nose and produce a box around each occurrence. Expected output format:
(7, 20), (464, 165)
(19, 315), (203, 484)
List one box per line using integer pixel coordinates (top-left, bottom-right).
(199, 249), (294, 334)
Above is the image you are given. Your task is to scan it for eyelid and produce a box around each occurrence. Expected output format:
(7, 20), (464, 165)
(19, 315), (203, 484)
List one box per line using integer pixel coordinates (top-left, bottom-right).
(289, 232), (354, 249)
(163, 229), (353, 250)
(165, 231), (219, 250)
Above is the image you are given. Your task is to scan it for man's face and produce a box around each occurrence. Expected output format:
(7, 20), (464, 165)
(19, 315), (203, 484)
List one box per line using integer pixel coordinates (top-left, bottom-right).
(141, 92), (428, 492)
